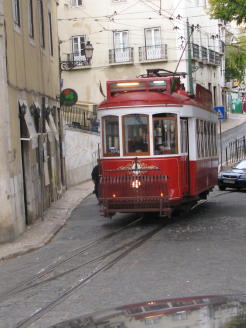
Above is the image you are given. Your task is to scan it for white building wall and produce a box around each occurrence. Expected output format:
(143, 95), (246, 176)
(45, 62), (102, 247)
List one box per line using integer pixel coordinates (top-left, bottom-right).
(58, 0), (226, 105)
(64, 129), (100, 186)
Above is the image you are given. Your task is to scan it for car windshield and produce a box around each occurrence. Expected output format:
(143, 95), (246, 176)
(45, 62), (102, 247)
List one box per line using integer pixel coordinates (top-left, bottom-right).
(234, 160), (246, 169)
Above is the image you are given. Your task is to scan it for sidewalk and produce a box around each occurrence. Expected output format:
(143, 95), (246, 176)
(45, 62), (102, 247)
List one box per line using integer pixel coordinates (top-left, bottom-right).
(0, 180), (94, 261)
(1, 113), (246, 262)
(221, 113), (246, 133)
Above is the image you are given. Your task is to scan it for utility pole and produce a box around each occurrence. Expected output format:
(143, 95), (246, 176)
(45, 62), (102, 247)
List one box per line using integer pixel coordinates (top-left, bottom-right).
(187, 19), (194, 96)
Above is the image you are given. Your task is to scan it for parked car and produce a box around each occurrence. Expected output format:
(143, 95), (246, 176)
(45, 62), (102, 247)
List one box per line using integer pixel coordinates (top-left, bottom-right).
(218, 159), (246, 190)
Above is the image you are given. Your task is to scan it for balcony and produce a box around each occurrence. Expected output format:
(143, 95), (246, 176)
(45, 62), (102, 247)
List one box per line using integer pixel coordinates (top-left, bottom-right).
(191, 43), (200, 60)
(109, 47), (134, 65)
(215, 52), (221, 65)
(219, 40), (225, 54)
(201, 46), (208, 63)
(139, 44), (167, 62)
(208, 49), (216, 64)
(60, 53), (91, 71)
(61, 105), (99, 132)
(208, 49), (221, 66)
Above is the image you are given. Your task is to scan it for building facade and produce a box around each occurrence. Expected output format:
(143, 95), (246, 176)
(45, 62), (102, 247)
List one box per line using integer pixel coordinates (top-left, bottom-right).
(58, 0), (226, 107)
(0, 0), (65, 242)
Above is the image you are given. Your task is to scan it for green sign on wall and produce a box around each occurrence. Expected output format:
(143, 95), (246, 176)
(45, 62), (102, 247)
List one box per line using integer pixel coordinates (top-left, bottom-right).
(60, 88), (78, 106)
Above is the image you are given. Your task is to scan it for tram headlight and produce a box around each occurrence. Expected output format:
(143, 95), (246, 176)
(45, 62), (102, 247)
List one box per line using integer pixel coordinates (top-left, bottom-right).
(132, 179), (141, 189)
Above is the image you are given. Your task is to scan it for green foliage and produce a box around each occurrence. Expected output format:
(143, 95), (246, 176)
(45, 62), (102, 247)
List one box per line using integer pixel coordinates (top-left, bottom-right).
(225, 315), (246, 328)
(225, 36), (246, 82)
(209, 0), (246, 24)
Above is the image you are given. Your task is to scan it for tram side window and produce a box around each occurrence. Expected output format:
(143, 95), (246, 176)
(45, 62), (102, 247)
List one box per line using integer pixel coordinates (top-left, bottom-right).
(123, 114), (149, 155)
(196, 120), (217, 158)
(180, 118), (188, 153)
(103, 116), (120, 156)
(153, 114), (177, 155)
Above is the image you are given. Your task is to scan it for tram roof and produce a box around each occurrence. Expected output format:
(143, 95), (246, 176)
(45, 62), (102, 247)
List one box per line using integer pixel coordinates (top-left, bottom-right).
(98, 77), (214, 112)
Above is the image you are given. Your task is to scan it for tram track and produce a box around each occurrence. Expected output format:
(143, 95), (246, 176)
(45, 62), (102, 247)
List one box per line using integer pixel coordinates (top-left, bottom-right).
(0, 190), (230, 303)
(1, 190), (233, 328)
(0, 215), (144, 302)
(13, 224), (164, 328)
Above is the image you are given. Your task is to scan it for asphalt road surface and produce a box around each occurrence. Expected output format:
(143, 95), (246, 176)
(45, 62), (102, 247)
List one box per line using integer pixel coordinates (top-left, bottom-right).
(0, 188), (246, 328)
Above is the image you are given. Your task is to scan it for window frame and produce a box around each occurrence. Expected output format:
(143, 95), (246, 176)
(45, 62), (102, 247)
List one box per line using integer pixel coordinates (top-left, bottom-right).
(13, 0), (21, 27)
(180, 118), (189, 154)
(102, 115), (120, 157)
(38, 0), (45, 48)
(28, 0), (34, 38)
(122, 114), (150, 157)
(72, 35), (86, 58)
(48, 12), (54, 56)
(152, 114), (178, 155)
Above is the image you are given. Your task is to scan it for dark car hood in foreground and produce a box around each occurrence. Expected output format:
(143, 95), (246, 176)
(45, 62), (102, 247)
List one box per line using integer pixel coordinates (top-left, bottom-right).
(48, 295), (246, 328)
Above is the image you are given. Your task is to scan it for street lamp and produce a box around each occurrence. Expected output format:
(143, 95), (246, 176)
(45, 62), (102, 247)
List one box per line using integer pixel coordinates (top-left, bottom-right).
(85, 41), (94, 64)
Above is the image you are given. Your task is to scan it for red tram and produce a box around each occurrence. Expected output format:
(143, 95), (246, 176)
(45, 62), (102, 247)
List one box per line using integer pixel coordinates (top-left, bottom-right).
(97, 70), (218, 217)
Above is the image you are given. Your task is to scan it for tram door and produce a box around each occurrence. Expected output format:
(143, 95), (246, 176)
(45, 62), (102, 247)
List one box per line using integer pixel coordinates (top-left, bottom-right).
(180, 118), (190, 193)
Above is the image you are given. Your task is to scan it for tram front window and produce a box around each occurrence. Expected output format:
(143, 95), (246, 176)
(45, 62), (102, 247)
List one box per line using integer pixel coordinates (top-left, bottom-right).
(123, 115), (149, 155)
(103, 116), (120, 156)
(153, 114), (177, 155)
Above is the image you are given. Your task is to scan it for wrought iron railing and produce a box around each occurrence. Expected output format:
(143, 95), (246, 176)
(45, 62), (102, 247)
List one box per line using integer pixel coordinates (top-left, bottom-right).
(60, 53), (91, 71)
(208, 49), (221, 66)
(61, 105), (99, 132)
(109, 47), (134, 64)
(191, 43), (200, 60)
(208, 49), (216, 64)
(219, 40), (225, 54)
(201, 46), (208, 62)
(138, 44), (168, 62)
(225, 136), (246, 167)
(215, 52), (221, 65)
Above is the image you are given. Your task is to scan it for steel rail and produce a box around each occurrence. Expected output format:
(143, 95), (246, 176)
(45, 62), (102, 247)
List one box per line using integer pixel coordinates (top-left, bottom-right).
(13, 225), (164, 328)
(0, 215), (144, 301)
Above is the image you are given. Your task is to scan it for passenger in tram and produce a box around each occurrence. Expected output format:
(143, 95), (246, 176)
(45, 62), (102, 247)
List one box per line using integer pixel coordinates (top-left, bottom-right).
(130, 137), (148, 153)
(156, 144), (172, 155)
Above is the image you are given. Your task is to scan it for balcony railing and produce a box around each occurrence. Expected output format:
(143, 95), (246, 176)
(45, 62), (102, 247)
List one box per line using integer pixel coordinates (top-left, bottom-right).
(139, 44), (167, 62)
(191, 43), (200, 60)
(60, 53), (91, 71)
(61, 105), (99, 132)
(219, 40), (225, 54)
(109, 47), (134, 64)
(215, 52), (221, 65)
(208, 49), (221, 66)
(208, 49), (216, 64)
(201, 46), (208, 62)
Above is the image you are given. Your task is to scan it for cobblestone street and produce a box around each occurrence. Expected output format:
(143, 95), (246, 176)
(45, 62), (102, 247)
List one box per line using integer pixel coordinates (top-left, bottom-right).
(0, 188), (246, 328)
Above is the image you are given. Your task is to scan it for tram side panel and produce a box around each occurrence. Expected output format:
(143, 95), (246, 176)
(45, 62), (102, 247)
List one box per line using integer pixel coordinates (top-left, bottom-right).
(189, 158), (218, 196)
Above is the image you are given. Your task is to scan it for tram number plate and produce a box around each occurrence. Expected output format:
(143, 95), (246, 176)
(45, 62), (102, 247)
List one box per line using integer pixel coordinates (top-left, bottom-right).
(223, 179), (235, 184)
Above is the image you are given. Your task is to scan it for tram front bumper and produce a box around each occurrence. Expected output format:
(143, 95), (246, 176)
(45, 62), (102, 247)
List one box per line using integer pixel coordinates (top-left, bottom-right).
(99, 196), (171, 217)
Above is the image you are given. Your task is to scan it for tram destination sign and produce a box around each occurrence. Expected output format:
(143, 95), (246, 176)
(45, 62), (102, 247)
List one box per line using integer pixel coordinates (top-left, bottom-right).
(60, 88), (78, 106)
